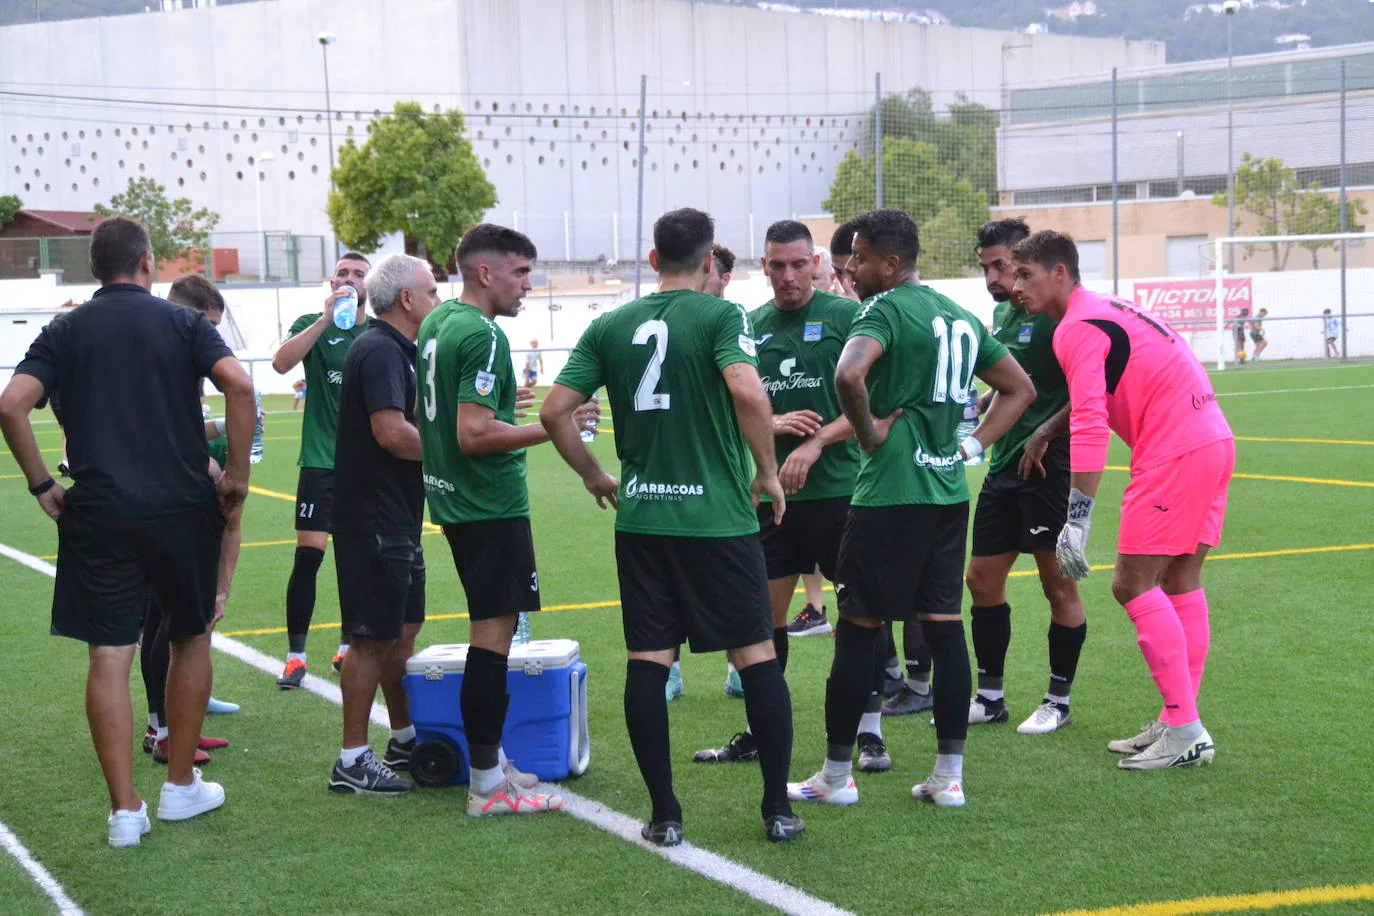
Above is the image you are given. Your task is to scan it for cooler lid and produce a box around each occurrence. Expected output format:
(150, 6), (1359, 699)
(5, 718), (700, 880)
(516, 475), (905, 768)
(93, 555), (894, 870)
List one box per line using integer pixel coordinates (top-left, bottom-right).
(406, 639), (580, 676)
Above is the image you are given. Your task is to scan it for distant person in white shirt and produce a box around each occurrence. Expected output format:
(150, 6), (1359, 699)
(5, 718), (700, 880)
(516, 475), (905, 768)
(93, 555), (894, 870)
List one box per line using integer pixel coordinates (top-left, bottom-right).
(524, 340), (543, 387)
(1323, 310), (1341, 359)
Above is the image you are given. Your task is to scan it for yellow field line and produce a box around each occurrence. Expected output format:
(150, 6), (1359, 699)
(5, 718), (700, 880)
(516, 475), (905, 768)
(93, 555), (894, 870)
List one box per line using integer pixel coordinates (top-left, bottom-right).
(218, 600), (622, 637)
(1101, 466), (1374, 489)
(1041, 882), (1374, 916)
(1237, 435), (1374, 446)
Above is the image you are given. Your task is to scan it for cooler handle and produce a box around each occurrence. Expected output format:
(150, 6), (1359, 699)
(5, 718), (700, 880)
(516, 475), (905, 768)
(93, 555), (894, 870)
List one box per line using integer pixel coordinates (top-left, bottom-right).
(569, 665), (590, 776)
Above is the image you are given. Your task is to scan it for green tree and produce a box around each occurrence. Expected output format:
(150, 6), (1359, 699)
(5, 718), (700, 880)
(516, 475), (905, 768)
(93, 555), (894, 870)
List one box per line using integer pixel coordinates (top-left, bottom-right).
(823, 137), (990, 279)
(859, 89), (999, 204)
(1291, 185), (1367, 269)
(327, 101), (496, 271)
(93, 177), (219, 272)
(0, 194), (20, 228)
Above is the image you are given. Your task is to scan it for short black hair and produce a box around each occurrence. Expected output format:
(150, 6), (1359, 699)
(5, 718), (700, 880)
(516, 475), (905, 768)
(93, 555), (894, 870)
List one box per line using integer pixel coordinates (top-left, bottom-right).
(851, 209), (920, 269)
(1011, 230), (1081, 283)
(167, 274), (225, 315)
(977, 217), (1031, 252)
(764, 220), (812, 249)
(455, 223), (538, 279)
(830, 221), (856, 258)
(653, 208), (714, 275)
(89, 216), (151, 284)
(711, 243), (735, 275)
(338, 251), (371, 266)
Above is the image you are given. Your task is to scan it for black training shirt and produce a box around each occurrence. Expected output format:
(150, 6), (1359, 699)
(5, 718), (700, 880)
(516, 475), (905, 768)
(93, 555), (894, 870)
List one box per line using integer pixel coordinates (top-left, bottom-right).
(15, 283), (233, 521)
(330, 319), (423, 536)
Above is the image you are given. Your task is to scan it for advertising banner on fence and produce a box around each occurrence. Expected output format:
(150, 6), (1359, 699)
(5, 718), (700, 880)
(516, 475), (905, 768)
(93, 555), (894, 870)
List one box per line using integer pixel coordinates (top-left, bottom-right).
(1130, 278), (1253, 325)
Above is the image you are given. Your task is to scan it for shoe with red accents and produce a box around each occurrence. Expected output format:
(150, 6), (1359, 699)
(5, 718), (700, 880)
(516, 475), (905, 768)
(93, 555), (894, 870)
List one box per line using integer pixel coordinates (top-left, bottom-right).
(197, 736), (229, 751)
(467, 778), (563, 817)
(912, 772), (966, 808)
(786, 770), (859, 806)
(152, 738), (211, 766)
(276, 658), (307, 690)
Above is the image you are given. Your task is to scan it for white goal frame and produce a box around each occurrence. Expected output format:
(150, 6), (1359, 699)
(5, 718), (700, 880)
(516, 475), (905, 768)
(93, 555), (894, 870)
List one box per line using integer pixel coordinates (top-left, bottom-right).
(1212, 232), (1374, 369)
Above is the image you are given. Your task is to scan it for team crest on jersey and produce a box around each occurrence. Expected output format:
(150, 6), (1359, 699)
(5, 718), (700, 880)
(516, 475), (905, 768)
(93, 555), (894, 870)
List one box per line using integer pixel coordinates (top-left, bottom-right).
(327, 370), (343, 385)
(1018, 324), (1034, 343)
(474, 370), (496, 396)
(738, 334), (757, 357)
(803, 322), (823, 342)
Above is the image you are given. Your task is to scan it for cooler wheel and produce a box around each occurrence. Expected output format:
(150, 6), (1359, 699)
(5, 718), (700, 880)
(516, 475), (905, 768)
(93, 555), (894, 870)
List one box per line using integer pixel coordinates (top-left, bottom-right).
(410, 739), (459, 788)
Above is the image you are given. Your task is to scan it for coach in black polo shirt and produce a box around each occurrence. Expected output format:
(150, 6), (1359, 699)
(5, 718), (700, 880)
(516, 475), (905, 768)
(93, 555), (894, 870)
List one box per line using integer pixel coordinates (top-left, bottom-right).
(0, 217), (255, 847)
(328, 253), (440, 796)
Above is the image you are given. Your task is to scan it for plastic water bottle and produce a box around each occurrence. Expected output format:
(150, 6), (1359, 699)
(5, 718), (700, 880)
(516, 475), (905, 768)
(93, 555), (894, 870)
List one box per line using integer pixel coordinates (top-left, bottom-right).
(333, 286), (358, 331)
(957, 385), (983, 466)
(250, 388), (265, 465)
(579, 416), (598, 444)
(513, 612), (532, 646)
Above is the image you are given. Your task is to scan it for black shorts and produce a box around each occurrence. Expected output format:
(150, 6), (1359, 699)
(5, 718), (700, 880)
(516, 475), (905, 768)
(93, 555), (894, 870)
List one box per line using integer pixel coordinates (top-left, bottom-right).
(1250, 329), (1265, 343)
(972, 435), (1071, 557)
(333, 532), (426, 640)
(442, 519), (541, 621)
(615, 532), (772, 654)
(834, 503), (968, 623)
(295, 467), (335, 533)
(757, 497), (849, 580)
(52, 503), (225, 647)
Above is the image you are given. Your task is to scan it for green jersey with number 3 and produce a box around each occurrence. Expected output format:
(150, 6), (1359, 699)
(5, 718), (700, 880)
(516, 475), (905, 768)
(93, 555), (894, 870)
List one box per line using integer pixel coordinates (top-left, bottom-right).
(848, 283), (1009, 507)
(987, 301), (1068, 475)
(556, 290), (758, 538)
(288, 311), (370, 470)
(748, 290), (860, 502)
(417, 300), (529, 525)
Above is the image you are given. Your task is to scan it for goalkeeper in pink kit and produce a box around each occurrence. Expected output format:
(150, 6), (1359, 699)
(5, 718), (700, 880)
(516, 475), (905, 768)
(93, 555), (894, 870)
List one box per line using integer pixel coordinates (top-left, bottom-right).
(1011, 231), (1234, 771)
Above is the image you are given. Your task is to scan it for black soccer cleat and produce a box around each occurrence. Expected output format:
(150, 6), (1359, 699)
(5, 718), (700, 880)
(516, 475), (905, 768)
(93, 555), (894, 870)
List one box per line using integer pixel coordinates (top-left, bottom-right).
(692, 732), (759, 764)
(765, 813), (805, 843)
(641, 820), (684, 847)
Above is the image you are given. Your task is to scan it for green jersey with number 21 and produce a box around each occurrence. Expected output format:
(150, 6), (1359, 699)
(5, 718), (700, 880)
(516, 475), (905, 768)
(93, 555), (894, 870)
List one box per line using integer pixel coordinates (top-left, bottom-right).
(555, 290), (759, 538)
(848, 283), (1009, 508)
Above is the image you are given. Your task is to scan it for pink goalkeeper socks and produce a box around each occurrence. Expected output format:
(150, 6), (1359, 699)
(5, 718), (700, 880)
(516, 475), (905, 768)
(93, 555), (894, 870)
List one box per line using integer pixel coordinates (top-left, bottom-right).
(1168, 588), (1211, 701)
(1124, 588), (1198, 727)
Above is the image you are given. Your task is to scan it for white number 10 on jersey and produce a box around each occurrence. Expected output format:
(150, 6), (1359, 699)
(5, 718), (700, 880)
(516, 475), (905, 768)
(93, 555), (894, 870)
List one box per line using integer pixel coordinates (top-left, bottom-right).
(931, 317), (977, 404)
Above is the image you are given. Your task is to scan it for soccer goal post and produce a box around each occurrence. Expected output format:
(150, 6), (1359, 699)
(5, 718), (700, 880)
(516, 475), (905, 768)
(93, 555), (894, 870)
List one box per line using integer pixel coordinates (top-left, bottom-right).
(1212, 232), (1374, 370)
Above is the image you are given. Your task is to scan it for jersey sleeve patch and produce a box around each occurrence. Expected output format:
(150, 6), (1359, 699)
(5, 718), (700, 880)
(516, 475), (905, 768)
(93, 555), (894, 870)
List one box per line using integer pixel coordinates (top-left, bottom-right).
(474, 370), (496, 396)
(737, 334), (757, 357)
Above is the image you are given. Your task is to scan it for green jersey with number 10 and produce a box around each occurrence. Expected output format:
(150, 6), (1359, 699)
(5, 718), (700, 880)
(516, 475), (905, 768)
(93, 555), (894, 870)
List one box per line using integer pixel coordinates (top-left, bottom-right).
(848, 283), (1009, 508)
(556, 290), (759, 538)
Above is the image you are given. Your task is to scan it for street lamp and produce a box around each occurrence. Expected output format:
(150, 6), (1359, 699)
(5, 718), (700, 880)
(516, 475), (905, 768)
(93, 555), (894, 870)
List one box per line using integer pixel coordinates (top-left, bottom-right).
(254, 151), (276, 282)
(1224, 0), (1238, 272)
(318, 31), (339, 258)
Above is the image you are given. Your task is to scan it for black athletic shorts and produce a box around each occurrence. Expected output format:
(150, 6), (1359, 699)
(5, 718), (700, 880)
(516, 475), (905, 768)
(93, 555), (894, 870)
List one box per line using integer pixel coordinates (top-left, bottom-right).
(333, 532), (426, 640)
(616, 532), (772, 653)
(52, 503), (225, 647)
(834, 503), (968, 623)
(757, 496), (849, 580)
(295, 467), (335, 533)
(442, 519), (541, 621)
(972, 435), (1071, 557)
(1250, 329), (1265, 343)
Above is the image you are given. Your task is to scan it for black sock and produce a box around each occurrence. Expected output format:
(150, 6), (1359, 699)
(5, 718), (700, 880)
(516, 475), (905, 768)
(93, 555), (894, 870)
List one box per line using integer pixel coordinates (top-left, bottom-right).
(772, 626), (789, 673)
(824, 619), (881, 759)
(885, 623), (898, 668)
(903, 621), (932, 686)
(624, 659), (681, 825)
(460, 646), (509, 771)
(970, 603), (1011, 694)
(285, 546), (326, 654)
(140, 602), (170, 724)
(739, 659), (794, 819)
(923, 618), (972, 756)
(1047, 622), (1087, 702)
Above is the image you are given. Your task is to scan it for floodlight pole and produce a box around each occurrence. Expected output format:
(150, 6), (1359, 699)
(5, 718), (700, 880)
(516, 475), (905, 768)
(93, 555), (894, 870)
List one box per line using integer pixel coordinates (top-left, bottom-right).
(1225, 6), (1236, 273)
(633, 73), (647, 298)
(1339, 59), (1348, 360)
(1111, 67), (1119, 295)
(874, 72), (883, 208)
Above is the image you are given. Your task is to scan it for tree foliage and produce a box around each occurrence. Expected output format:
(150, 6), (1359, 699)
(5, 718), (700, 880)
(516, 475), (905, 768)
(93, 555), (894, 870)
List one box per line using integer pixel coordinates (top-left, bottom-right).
(0, 194), (21, 228)
(858, 89), (999, 205)
(327, 102), (496, 271)
(93, 177), (219, 271)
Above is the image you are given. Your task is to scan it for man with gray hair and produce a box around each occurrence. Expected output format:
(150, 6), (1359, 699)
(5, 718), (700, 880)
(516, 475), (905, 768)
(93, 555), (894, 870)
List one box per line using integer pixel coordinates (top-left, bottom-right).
(327, 254), (441, 795)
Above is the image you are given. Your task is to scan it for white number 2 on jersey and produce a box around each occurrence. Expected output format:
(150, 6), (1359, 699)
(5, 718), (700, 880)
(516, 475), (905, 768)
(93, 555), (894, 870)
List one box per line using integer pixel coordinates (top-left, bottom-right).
(632, 320), (671, 411)
(931, 316), (977, 404)
(421, 338), (438, 421)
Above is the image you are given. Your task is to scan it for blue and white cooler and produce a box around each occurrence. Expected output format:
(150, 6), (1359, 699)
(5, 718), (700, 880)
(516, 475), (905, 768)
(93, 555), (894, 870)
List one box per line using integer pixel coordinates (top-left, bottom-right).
(402, 639), (590, 788)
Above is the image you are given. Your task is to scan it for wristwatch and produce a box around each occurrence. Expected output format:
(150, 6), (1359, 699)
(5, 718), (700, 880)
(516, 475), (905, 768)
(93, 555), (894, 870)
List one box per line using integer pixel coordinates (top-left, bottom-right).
(29, 477), (56, 496)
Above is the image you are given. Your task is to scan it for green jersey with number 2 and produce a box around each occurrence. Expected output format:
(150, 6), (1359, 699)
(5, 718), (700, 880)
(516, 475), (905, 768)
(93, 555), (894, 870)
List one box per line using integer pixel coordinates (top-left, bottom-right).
(556, 290), (759, 538)
(416, 301), (529, 525)
(848, 283), (1009, 508)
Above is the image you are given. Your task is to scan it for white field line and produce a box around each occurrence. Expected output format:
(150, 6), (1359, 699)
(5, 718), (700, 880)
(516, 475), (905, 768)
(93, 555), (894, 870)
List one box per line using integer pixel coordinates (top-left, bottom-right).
(1217, 384), (1374, 397)
(0, 822), (84, 915)
(1, 542), (853, 916)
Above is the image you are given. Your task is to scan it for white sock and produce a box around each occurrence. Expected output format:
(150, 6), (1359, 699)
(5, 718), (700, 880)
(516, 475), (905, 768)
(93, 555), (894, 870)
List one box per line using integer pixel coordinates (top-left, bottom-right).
(336, 644), (349, 657)
(858, 711), (882, 737)
(822, 758), (852, 780)
(1044, 693), (1069, 708)
(288, 651), (306, 664)
(726, 661), (737, 675)
(340, 745), (368, 768)
(905, 678), (930, 695)
(147, 713), (161, 730)
(978, 688), (1005, 702)
(390, 725), (415, 743)
(498, 747), (510, 767)
(155, 726), (169, 741)
(471, 764), (503, 795)
(670, 661), (681, 674)
(934, 753), (964, 779)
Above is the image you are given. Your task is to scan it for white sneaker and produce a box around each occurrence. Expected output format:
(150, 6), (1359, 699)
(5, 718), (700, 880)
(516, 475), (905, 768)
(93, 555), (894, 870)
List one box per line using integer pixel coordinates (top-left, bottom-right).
(1017, 701), (1072, 735)
(108, 802), (151, 848)
(786, 770), (859, 805)
(467, 778), (563, 817)
(157, 769), (226, 821)
(912, 772), (966, 807)
(1107, 720), (1167, 755)
(1118, 723), (1215, 771)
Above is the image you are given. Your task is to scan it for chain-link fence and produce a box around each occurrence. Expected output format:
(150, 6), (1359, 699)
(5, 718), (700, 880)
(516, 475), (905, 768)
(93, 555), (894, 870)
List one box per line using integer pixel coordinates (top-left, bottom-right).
(0, 236), (90, 280)
(0, 232), (326, 283)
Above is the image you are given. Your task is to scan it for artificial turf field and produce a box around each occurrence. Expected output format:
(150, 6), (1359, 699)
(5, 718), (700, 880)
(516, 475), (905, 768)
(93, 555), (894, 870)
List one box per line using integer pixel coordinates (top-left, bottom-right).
(0, 360), (1371, 916)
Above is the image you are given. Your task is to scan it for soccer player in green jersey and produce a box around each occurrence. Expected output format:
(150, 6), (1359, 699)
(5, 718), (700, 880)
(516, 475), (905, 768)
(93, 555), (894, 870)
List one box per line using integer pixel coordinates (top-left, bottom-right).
(417, 224), (595, 816)
(541, 208), (803, 846)
(787, 209), (1035, 809)
(965, 219), (1086, 736)
(271, 252), (372, 687)
(705, 242), (735, 299)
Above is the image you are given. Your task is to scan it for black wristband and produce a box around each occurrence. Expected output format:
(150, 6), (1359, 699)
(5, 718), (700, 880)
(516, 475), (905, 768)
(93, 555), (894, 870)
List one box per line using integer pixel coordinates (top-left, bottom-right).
(29, 477), (56, 497)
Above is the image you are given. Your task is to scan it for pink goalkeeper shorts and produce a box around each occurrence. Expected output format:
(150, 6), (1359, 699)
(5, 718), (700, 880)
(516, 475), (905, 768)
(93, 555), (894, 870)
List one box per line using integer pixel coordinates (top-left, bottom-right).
(1117, 438), (1236, 556)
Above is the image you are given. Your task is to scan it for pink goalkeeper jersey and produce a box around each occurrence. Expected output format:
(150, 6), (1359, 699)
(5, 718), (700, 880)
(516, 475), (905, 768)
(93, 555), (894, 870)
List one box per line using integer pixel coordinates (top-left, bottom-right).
(1053, 286), (1233, 474)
